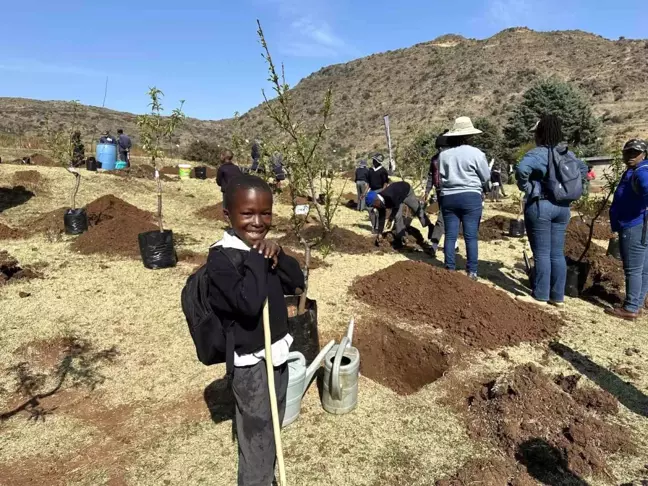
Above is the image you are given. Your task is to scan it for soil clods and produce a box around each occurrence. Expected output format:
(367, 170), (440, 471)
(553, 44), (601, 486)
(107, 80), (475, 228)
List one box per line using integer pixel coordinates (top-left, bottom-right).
(0, 251), (40, 285)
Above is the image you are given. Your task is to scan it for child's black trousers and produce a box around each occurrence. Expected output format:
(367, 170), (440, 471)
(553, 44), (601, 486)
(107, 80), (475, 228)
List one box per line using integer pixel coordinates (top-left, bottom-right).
(232, 361), (288, 486)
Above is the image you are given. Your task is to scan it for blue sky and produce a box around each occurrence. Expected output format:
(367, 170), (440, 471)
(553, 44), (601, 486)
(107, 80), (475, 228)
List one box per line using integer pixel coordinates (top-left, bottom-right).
(0, 0), (644, 120)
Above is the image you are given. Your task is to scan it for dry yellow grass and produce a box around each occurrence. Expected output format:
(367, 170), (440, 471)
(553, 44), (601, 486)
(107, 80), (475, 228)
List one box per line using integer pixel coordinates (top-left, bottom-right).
(1, 163), (647, 485)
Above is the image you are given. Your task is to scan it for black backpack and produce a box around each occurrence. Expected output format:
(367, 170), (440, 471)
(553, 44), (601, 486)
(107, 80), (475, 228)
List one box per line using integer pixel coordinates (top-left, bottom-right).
(181, 247), (243, 375)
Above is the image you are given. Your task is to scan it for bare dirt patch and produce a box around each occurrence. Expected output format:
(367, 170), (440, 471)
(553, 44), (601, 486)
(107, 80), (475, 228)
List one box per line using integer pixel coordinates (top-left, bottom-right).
(107, 164), (173, 182)
(355, 320), (451, 395)
(442, 364), (634, 483)
(568, 217), (613, 242)
(479, 215), (510, 242)
(0, 251), (41, 285)
(11, 170), (45, 193)
(352, 261), (562, 351)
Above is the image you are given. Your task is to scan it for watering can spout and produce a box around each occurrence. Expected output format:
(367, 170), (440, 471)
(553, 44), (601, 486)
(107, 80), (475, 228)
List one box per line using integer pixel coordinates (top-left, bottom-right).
(304, 340), (335, 393)
(346, 317), (355, 347)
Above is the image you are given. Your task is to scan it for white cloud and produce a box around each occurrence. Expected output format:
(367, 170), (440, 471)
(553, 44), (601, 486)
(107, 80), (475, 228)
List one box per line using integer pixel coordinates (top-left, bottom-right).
(482, 0), (534, 28)
(259, 0), (355, 58)
(0, 59), (106, 77)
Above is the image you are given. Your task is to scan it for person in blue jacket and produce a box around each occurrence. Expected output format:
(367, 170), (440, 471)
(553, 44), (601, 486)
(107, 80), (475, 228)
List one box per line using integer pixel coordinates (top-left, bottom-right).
(515, 114), (588, 307)
(607, 139), (648, 320)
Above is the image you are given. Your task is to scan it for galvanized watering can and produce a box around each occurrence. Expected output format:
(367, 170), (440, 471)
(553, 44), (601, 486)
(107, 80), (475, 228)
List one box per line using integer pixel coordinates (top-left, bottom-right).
(283, 340), (335, 427)
(322, 319), (359, 415)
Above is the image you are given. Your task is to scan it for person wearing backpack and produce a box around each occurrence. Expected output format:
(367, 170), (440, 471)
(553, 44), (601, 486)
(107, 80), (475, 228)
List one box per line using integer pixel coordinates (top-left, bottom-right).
(205, 174), (304, 485)
(607, 139), (648, 321)
(515, 114), (588, 307)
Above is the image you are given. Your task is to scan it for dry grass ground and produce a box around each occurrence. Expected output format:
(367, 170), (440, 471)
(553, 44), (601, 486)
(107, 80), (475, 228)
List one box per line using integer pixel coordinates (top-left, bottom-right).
(1, 163), (648, 485)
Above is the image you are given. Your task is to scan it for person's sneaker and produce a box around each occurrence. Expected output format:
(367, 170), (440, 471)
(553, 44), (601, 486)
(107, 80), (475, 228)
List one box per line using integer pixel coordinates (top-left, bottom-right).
(468, 272), (478, 281)
(549, 301), (565, 308)
(516, 295), (548, 306)
(605, 307), (639, 321)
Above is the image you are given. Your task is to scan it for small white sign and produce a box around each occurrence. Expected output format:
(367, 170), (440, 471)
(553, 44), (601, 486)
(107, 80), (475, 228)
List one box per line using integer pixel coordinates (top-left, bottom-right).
(294, 204), (310, 216)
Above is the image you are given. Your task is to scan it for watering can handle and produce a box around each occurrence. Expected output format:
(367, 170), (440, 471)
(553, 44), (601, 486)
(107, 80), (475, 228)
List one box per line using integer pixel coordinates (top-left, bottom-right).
(331, 337), (349, 401)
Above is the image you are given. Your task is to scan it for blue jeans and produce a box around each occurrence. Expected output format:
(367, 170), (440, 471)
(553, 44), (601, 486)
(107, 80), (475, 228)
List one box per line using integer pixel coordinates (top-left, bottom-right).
(524, 199), (570, 302)
(441, 192), (483, 274)
(619, 223), (648, 313)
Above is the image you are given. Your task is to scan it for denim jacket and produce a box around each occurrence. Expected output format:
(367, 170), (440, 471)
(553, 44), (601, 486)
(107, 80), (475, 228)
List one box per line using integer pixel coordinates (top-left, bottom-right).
(516, 143), (588, 204)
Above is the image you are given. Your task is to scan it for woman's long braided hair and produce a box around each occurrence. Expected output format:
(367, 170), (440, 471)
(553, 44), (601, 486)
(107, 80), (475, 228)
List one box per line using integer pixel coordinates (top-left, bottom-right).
(535, 114), (563, 148)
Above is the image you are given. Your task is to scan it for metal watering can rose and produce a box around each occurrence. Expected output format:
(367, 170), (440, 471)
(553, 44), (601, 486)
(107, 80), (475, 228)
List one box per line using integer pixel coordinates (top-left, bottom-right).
(283, 340), (335, 427)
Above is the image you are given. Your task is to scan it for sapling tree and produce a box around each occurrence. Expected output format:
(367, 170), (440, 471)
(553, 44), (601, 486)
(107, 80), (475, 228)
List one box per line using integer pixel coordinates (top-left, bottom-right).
(575, 151), (624, 262)
(137, 88), (185, 232)
(47, 100), (83, 210)
(257, 20), (342, 313)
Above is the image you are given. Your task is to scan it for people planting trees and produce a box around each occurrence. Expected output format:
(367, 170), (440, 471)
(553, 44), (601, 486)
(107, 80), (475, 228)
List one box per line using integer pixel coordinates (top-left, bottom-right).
(515, 114), (588, 307)
(136, 87), (185, 269)
(606, 139), (648, 321)
(47, 101), (88, 235)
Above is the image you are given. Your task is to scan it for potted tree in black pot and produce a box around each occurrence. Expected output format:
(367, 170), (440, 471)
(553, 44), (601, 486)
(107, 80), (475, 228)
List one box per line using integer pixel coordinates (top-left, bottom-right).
(48, 101), (88, 235)
(136, 87), (185, 270)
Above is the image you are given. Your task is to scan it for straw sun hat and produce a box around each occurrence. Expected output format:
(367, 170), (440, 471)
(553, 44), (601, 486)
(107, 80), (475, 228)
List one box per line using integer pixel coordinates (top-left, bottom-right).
(445, 117), (483, 137)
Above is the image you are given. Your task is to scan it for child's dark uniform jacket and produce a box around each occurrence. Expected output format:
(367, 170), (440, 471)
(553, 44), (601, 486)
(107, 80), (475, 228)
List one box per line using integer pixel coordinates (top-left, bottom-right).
(207, 231), (304, 486)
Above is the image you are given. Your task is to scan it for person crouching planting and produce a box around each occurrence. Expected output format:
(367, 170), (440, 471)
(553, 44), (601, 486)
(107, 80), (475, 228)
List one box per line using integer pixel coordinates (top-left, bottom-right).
(606, 139), (648, 321)
(366, 180), (432, 251)
(207, 174), (305, 484)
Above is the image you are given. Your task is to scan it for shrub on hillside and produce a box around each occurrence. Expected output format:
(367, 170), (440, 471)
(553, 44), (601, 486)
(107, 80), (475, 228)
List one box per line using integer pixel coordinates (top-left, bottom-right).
(183, 140), (222, 166)
(503, 79), (602, 158)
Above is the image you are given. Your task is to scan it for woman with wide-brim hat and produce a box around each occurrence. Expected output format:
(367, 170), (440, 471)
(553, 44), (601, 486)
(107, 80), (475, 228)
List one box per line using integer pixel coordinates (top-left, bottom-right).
(439, 117), (491, 280)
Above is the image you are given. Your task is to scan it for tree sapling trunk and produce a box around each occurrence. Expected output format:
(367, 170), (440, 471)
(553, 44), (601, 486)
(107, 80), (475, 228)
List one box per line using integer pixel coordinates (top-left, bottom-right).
(66, 167), (81, 210)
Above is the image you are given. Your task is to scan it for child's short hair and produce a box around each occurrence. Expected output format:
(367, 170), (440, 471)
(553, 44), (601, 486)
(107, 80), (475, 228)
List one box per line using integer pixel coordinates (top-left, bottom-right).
(224, 174), (272, 210)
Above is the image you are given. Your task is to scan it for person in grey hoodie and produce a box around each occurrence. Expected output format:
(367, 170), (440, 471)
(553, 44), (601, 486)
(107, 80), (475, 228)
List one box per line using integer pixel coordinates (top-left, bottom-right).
(439, 117), (491, 280)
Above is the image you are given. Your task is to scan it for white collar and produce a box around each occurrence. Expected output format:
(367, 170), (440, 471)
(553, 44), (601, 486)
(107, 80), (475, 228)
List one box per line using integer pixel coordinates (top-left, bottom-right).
(377, 194), (385, 204)
(212, 231), (250, 251)
(372, 165), (383, 172)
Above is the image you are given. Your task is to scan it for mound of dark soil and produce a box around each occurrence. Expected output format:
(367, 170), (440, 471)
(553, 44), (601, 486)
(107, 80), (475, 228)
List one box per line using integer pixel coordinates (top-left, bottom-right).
(0, 186), (35, 213)
(442, 364), (633, 484)
(282, 248), (326, 270)
(491, 201), (521, 216)
(85, 194), (153, 226)
(29, 153), (57, 166)
(279, 226), (379, 255)
(196, 202), (226, 222)
(568, 217), (612, 242)
(0, 223), (26, 240)
(479, 215), (510, 242)
(25, 207), (67, 235)
(565, 227), (624, 305)
(70, 195), (157, 258)
(12, 170), (43, 189)
(352, 261), (562, 350)
(0, 251), (41, 285)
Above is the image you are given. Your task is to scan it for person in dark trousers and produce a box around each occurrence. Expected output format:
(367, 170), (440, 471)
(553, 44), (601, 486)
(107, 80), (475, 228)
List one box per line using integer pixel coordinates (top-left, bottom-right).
(117, 129), (132, 168)
(425, 131), (450, 255)
(607, 139), (648, 321)
(272, 152), (286, 190)
(99, 131), (116, 144)
(367, 153), (390, 234)
(207, 174), (304, 486)
(355, 159), (369, 211)
(366, 181), (432, 250)
(439, 117), (491, 280)
(217, 149), (243, 193)
(516, 114), (588, 307)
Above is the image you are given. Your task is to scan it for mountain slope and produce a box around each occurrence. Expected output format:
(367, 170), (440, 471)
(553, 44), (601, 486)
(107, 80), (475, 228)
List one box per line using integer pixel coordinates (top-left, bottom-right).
(1, 28), (647, 158)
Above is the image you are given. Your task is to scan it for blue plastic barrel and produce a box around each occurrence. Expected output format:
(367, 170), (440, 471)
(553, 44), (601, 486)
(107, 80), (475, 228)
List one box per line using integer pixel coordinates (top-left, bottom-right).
(96, 144), (117, 170)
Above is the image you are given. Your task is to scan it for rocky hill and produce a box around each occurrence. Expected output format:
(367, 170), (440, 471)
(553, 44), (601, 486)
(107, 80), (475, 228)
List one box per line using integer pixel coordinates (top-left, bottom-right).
(1, 28), (647, 158)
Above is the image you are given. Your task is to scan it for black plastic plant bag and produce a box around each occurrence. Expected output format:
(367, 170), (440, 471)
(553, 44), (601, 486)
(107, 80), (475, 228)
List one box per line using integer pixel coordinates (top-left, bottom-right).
(194, 166), (207, 180)
(138, 230), (177, 270)
(285, 296), (320, 365)
(64, 208), (89, 235)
